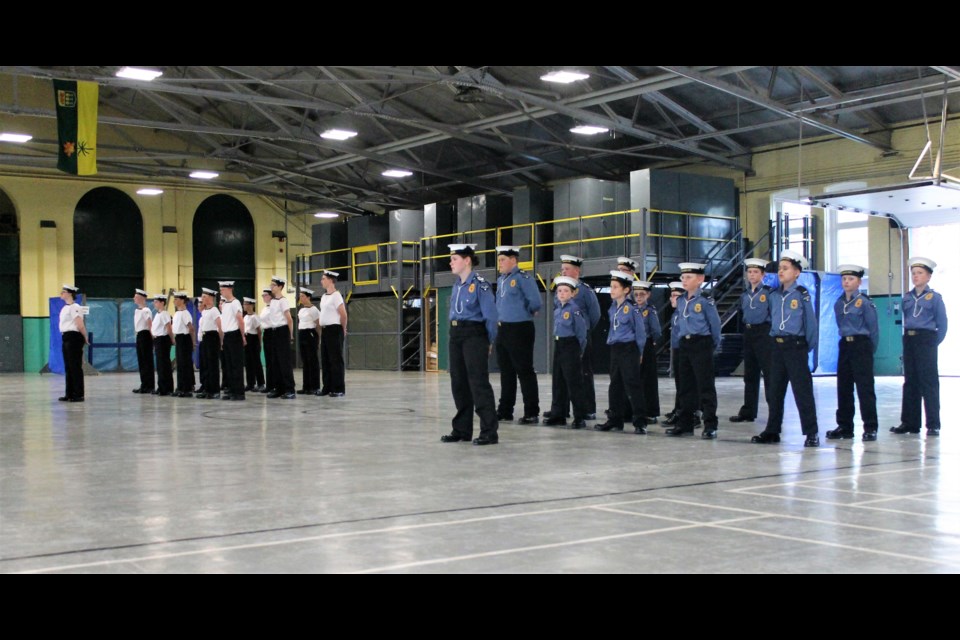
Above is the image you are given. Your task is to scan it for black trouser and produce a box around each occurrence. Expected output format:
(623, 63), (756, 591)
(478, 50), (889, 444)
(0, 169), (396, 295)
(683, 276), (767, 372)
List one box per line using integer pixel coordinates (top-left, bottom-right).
(222, 330), (245, 396)
(900, 330), (940, 430)
(551, 337), (588, 420)
(738, 323), (772, 420)
(449, 322), (497, 439)
(299, 328), (320, 392)
(607, 342), (645, 428)
(175, 333), (195, 392)
(677, 335), (718, 431)
(670, 345), (680, 414)
(136, 329), (154, 391)
(496, 321), (539, 418)
(200, 331), (220, 395)
(640, 337), (659, 417)
(836, 335), (878, 432)
(244, 333), (264, 388)
(764, 337), (818, 436)
(263, 327), (276, 391)
(554, 332), (596, 417)
(320, 324), (345, 394)
(62, 331), (85, 400)
(153, 334), (174, 394)
(268, 327), (296, 394)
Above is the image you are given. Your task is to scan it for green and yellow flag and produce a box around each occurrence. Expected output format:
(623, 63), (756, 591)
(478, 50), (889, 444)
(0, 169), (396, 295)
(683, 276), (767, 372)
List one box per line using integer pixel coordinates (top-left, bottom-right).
(53, 79), (98, 175)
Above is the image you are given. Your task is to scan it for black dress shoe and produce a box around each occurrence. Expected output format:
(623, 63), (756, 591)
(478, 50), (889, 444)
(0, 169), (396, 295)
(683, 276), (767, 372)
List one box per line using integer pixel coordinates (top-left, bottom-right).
(282, 392), (296, 399)
(221, 393), (234, 400)
(662, 414), (679, 426)
(634, 425), (647, 435)
(315, 390), (329, 396)
(751, 432), (781, 444)
(244, 385), (254, 392)
(585, 413), (597, 421)
(862, 430), (878, 442)
(266, 390), (281, 398)
(296, 389), (308, 394)
(825, 427), (855, 440)
(149, 389), (159, 395)
(69, 397), (84, 402)
(594, 421), (622, 432)
(194, 392), (208, 399)
(927, 427), (940, 437)
(804, 435), (820, 447)
(473, 435), (499, 446)
(158, 391), (172, 397)
(441, 433), (471, 443)
(701, 428), (717, 440)
(208, 393), (221, 400)
(646, 417), (658, 425)
(571, 419), (587, 429)
(329, 392), (344, 397)
(890, 424), (920, 434)
(518, 415), (539, 425)
(496, 410), (514, 421)
(544, 416), (566, 426)
(664, 427), (694, 437)
(729, 415), (754, 423)
(58, 396), (70, 401)
(257, 386), (268, 393)
(604, 408), (614, 416)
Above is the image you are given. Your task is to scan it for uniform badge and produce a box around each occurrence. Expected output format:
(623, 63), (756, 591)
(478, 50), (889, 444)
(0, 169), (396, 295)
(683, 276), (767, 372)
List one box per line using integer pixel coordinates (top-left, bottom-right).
(694, 303), (702, 313)
(623, 306), (630, 315)
(563, 311), (570, 320)
(925, 293), (933, 300)
(469, 284), (476, 293)
(790, 299), (799, 310)
(642, 310), (649, 317)
(759, 294), (766, 302)
(855, 298), (863, 308)
(510, 279), (516, 288)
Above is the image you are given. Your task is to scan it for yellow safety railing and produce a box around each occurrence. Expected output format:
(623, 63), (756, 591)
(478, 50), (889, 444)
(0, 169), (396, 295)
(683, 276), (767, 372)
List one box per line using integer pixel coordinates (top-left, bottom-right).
(296, 241), (419, 288)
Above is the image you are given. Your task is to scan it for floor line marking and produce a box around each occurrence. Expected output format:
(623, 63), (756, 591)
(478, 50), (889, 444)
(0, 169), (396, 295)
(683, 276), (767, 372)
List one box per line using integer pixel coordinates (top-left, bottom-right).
(734, 490), (955, 518)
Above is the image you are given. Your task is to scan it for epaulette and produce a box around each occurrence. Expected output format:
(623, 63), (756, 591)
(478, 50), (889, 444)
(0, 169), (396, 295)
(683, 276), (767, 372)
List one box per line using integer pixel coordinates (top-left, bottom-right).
(581, 282), (593, 290)
(796, 285), (811, 301)
(699, 290), (713, 299)
(519, 270), (530, 278)
(475, 274), (486, 282)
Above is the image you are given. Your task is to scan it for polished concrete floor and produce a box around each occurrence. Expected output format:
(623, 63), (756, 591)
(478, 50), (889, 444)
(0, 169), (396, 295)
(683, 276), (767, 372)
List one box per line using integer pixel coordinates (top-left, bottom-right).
(1, 370), (958, 573)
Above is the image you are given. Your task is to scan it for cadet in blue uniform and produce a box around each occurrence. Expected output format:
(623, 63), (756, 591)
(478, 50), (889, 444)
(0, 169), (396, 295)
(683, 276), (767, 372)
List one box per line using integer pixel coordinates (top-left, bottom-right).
(544, 255), (600, 420)
(633, 280), (661, 422)
(731, 258), (773, 423)
(752, 250), (820, 447)
(892, 256), (948, 436)
(596, 271), (648, 434)
(545, 276), (589, 429)
(58, 284), (88, 402)
(494, 245), (542, 424)
(666, 263), (721, 439)
(441, 244), (500, 446)
(662, 281), (689, 426)
(827, 264), (879, 441)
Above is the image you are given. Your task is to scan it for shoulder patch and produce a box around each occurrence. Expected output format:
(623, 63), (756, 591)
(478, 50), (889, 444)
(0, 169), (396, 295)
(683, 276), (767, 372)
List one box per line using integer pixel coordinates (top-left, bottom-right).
(479, 281), (491, 291)
(706, 297), (716, 306)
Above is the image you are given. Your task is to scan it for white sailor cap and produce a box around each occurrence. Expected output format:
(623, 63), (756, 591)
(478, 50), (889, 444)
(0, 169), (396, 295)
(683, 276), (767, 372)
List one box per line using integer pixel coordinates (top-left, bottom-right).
(322, 270), (340, 279)
(271, 275), (286, 286)
(679, 262), (707, 275)
(62, 284), (79, 294)
(744, 258), (769, 269)
(173, 291), (190, 299)
(134, 288), (148, 297)
(261, 288), (272, 295)
(617, 256), (639, 271)
(201, 287), (217, 296)
(554, 275), (579, 289)
(779, 250), (809, 270)
(448, 243), (477, 256)
(560, 254), (583, 267)
(837, 264), (866, 278)
(242, 297), (257, 304)
(669, 281), (684, 292)
(299, 288), (315, 297)
(609, 270), (633, 285)
(218, 280), (235, 288)
(496, 245), (521, 257)
(909, 256), (936, 273)
(632, 280), (653, 290)
(152, 293), (168, 301)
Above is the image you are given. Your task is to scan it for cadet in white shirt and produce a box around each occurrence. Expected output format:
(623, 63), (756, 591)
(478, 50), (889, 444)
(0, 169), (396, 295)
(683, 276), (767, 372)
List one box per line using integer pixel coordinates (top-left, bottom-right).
(297, 288), (321, 394)
(243, 297), (265, 392)
(132, 288), (155, 393)
(259, 288), (274, 394)
(150, 294), (175, 396)
(266, 275), (296, 399)
(195, 288), (223, 399)
(58, 284), (88, 402)
(172, 291), (196, 397)
(318, 270), (348, 397)
(218, 281), (246, 401)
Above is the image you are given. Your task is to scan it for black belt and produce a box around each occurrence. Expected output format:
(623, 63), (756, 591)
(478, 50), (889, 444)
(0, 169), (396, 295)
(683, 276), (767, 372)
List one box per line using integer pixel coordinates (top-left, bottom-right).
(451, 320), (483, 327)
(202, 330), (219, 336)
(842, 335), (868, 342)
(906, 329), (935, 336)
(555, 336), (578, 342)
(774, 336), (807, 346)
(682, 334), (710, 340)
(498, 320), (533, 326)
(745, 322), (770, 329)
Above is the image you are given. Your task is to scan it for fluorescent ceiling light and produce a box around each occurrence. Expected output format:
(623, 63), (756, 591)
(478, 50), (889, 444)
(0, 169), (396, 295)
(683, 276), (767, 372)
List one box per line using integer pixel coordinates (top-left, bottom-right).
(116, 67), (163, 81)
(570, 125), (609, 135)
(0, 133), (32, 143)
(314, 212), (339, 218)
(137, 188), (164, 196)
(189, 171), (219, 180)
(320, 129), (358, 140)
(541, 70), (589, 84)
(382, 169), (413, 178)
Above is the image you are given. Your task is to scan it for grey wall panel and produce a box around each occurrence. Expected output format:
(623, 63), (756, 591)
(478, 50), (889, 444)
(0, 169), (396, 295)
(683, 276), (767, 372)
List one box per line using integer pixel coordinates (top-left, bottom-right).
(424, 202), (456, 238)
(0, 315), (23, 372)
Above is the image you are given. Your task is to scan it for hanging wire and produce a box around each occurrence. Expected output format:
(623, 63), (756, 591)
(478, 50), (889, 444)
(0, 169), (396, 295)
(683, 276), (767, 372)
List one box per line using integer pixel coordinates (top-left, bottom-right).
(918, 66), (935, 177)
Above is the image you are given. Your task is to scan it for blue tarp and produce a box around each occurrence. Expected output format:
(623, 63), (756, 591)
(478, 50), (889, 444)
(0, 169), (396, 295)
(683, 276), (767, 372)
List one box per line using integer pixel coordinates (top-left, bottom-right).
(762, 271), (839, 374)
